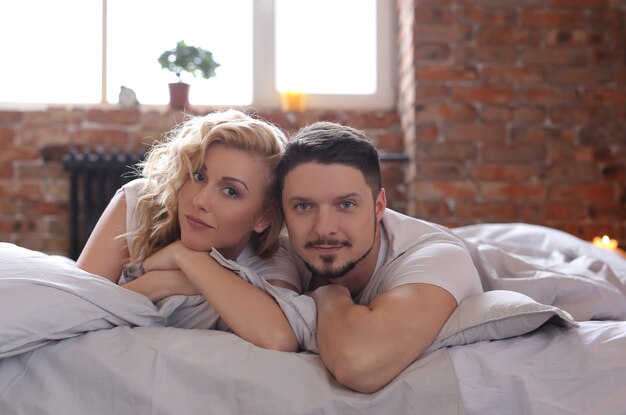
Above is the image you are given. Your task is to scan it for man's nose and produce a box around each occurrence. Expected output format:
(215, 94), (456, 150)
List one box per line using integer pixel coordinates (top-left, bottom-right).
(313, 207), (338, 237)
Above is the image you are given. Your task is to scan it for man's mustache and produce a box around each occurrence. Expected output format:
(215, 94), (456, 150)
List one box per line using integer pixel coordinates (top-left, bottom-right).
(305, 239), (352, 249)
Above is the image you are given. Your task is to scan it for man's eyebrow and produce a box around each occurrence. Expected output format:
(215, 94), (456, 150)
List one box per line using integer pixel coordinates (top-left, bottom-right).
(222, 176), (249, 192)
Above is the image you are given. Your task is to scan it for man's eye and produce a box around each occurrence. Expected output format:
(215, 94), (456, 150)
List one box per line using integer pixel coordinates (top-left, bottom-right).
(192, 171), (205, 182)
(294, 202), (311, 210)
(339, 201), (355, 209)
(222, 187), (239, 198)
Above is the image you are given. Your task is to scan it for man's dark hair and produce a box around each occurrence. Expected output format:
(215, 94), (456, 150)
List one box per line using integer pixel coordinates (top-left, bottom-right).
(275, 121), (382, 198)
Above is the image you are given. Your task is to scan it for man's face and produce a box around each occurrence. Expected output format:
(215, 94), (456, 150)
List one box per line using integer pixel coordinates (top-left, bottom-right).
(281, 162), (386, 280)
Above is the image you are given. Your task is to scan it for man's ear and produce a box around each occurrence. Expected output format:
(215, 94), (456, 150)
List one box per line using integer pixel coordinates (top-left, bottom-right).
(253, 212), (272, 234)
(375, 188), (387, 221)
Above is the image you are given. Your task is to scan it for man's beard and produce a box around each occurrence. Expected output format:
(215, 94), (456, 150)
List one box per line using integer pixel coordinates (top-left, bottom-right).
(302, 220), (378, 279)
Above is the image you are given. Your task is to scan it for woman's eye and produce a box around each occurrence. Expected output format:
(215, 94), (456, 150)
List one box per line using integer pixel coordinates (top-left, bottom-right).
(222, 187), (239, 198)
(192, 171), (205, 183)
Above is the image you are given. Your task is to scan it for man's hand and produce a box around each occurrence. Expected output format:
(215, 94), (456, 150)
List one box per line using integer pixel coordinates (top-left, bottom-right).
(305, 275), (332, 294)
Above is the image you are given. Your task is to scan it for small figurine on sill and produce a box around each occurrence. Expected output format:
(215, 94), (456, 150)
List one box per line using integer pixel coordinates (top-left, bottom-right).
(119, 85), (140, 108)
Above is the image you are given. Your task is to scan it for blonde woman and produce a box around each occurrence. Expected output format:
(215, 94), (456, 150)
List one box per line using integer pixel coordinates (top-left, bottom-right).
(77, 109), (299, 352)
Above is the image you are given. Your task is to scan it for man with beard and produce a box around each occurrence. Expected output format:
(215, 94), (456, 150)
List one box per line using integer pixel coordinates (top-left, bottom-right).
(275, 122), (482, 393)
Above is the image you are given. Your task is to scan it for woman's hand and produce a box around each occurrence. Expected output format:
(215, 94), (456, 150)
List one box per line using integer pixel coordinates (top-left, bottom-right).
(124, 269), (201, 301)
(143, 240), (205, 272)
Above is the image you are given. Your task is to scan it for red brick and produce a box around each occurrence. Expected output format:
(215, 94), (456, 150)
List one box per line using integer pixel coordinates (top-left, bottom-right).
(415, 65), (478, 81)
(482, 67), (544, 84)
(579, 125), (626, 145)
(415, 123), (439, 141)
(415, 103), (477, 122)
(602, 164), (626, 181)
(550, 144), (612, 162)
(588, 204), (626, 220)
(510, 126), (577, 143)
(16, 126), (71, 146)
(443, 123), (506, 142)
(415, 85), (451, 101)
(0, 126), (14, 143)
(522, 10), (585, 27)
(0, 145), (40, 162)
(477, 28), (542, 46)
(550, 183), (614, 202)
(414, 43), (450, 60)
(471, 47), (519, 63)
(414, 6), (453, 24)
(551, 0), (608, 7)
(373, 132), (404, 152)
(521, 48), (588, 66)
(583, 88), (626, 105)
(85, 109), (141, 126)
(545, 29), (610, 46)
(548, 106), (610, 124)
(544, 202), (587, 220)
(0, 111), (23, 124)
(617, 68), (626, 84)
(482, 182), (546, 201)
(410, 200), (452, 218)
(548, 162), (600, 182)
(460, 8), (518, 25)
(547, 67), (612, 84)
(472, 164), (538, 181)
(591, 47), (625, 65)
(0, 163), (12, 178)
(414, 25), (472, 43)
(519, 87), (580, 104)
(417, 143), (477, 161)
(452, 87), (514, 103)
(457, 202), (518, 220)
(482, 106), (545, 123)
(411, 180), (477, 199)
(482, 143), (546, 162)
(347, 111), (400, 129)
(72, 128), (132, 150)
(418, 161), (467, 179)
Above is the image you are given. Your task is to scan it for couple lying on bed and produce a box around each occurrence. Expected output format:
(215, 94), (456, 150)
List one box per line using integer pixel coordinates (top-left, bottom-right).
(77, 109), (482, 393)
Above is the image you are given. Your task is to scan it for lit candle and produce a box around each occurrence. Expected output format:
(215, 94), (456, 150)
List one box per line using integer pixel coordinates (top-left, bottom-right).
(592, 235), (619, 251)
(281, 89), (306, 112)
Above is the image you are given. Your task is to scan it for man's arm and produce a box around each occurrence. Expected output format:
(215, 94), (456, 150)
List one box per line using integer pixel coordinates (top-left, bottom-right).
(310, 282), (456, 393)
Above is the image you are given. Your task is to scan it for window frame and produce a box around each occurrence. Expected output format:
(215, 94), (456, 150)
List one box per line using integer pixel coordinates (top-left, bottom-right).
(0, 0), (396, 110)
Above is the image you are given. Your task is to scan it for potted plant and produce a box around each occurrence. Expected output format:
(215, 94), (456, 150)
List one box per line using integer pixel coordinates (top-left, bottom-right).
(158, 40), (220, 109)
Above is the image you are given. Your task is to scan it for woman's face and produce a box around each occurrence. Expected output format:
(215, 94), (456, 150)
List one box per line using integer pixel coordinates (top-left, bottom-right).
(177, 143), (271, 259)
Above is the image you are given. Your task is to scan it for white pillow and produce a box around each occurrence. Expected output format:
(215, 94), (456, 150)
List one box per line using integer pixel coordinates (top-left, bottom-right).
(426, 290), (578, 353)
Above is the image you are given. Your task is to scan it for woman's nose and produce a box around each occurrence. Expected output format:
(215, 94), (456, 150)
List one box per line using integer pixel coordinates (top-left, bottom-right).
(192, 186), (213, 212)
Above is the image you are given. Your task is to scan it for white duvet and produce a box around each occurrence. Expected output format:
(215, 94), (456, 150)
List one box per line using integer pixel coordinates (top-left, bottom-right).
(1, 222), (625, 414)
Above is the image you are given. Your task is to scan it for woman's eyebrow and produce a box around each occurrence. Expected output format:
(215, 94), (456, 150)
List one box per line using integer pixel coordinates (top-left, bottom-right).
(222, 176), (249, 192)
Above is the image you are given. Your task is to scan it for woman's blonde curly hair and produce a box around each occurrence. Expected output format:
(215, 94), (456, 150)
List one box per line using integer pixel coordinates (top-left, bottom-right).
(125, 109), (287, 266)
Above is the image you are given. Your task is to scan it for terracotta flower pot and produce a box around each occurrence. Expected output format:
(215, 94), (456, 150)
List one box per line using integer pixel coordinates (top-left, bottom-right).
(168, 82), (190, 110)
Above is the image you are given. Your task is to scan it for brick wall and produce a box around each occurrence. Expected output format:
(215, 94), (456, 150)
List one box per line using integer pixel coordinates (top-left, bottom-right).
(399, 0), (626, 246)
(0, 108), (403, 255)
(1, 0), (625, 255)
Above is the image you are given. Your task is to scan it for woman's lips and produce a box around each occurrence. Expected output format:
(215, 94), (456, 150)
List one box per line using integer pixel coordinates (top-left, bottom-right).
(186, 215), (212, 230)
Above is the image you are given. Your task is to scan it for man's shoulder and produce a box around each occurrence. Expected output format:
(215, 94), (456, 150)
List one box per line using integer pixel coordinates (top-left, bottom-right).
(381, 209), (461, 253)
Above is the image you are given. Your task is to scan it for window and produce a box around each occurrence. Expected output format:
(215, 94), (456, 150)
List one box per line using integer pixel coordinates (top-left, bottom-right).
(0, 0), (395, 109)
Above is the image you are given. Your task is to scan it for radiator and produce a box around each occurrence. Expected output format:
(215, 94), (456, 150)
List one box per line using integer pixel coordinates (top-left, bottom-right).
(63, 148), (144, 260)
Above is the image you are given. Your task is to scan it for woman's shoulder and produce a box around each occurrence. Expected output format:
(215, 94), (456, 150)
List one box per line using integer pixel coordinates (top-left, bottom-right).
(237, 240), (303, 292)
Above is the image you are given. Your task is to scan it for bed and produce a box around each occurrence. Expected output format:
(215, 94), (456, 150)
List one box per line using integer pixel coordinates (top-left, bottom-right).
(1, 223), (625, 414)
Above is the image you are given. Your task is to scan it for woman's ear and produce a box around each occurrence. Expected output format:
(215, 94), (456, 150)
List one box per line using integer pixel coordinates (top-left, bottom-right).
(253, 212), (271, 234)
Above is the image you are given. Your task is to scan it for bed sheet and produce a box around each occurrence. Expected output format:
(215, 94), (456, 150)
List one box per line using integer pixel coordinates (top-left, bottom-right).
(452, 321), (626, 415)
